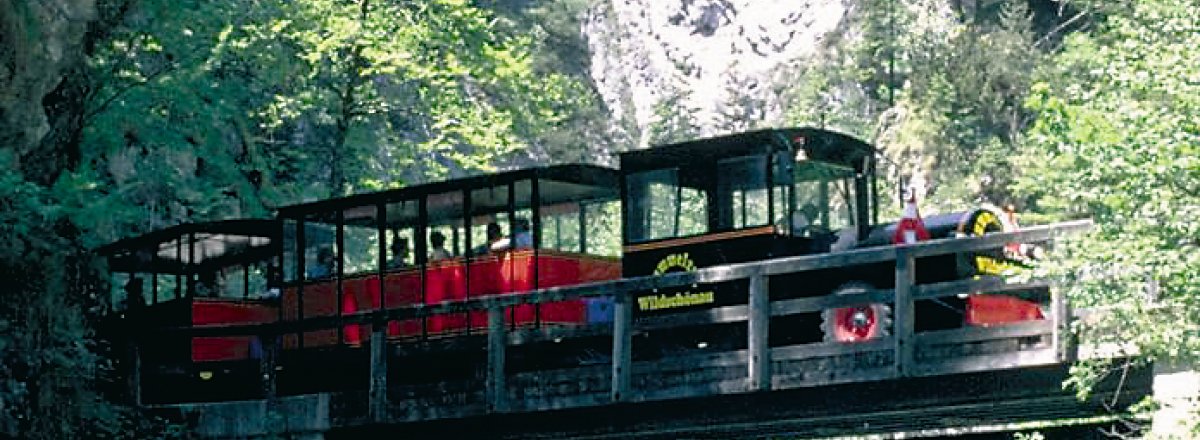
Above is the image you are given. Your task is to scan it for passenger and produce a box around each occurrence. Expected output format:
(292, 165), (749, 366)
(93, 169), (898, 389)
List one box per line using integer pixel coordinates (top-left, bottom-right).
(513, 219), (533, 249)
(308, 246), (336, 279)
(490, 218), (533, 251)
(262, 264), (282, 299)
(428, 231), (452, 261)
(474, 222), (503, 256)
(124, 275), (144, 309)
(778, 203), (820, 236)
(388, 237), (410, 269)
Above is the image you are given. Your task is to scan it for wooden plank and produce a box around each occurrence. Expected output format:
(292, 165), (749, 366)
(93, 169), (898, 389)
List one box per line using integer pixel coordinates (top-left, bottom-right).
(506, 323), (611, 345)
(634, 377), (750, 403)
(636, 304), (748, 330)
(611, 295), (632, 403)
(894, 251), (915, 377)
(771, 288), (895, 316)
(906, 220), (1093, 259)
(748, 274), (770, 392)
(912, 347), (1059, 377)
(914, 278), (1050, 301)
(639, 349), (748, 371)
(915, 321), (1054, 346)
(774, 366), (898, 390)
(368, 323), (387, 421)
(503, 392), (610, 413)
(486, 307), (507, 413)
(772, 338), (894, 361)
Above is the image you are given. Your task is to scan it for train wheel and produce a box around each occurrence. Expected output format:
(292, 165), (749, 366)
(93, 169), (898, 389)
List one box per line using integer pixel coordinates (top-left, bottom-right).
(822, 282), (892, 343)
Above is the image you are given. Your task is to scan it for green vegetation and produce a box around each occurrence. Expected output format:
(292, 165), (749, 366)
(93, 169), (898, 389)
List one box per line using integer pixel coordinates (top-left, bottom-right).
(1016, 2), (1199, 431)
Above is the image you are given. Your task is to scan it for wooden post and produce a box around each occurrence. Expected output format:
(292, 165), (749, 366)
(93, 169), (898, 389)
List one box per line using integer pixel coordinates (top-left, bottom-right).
(893, 250), (915, 377)
(127, 339), (142, 407)
(1051, 287), (1072, 362)
(486, 306), (507, 412)
(748, 273), (771, 391)
(259, 329), (277, 402)
(611, 293), (633, 403)
(369, 317), (388, 421)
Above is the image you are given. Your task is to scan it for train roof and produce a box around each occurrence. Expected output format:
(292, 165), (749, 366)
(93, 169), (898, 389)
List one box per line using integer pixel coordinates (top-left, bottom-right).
(97, 219), (279, 275)
(620, 127), (876, 173)
(276, 163), (619, 224)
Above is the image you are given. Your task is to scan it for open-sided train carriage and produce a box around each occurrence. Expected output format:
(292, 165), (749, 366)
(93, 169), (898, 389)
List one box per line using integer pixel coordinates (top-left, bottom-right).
(274, 164), (625, 392)
(102, 166), (627, 401)
(99, 220), (282, 402)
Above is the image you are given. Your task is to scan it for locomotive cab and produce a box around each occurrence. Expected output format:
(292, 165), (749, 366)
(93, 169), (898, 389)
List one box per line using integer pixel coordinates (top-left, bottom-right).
(619, 127), (1043, 350)
(620, 128), (878, 313)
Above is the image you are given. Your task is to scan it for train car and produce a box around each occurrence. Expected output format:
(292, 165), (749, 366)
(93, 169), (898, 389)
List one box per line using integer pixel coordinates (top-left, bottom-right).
(620, 127), (1041, 354)
(270, 164), (624, 392)
(98, 220), (282, 402)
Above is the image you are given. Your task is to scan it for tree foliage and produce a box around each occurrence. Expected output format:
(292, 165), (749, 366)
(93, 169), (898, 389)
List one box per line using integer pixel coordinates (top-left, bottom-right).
(1016, 0), (1200, 379)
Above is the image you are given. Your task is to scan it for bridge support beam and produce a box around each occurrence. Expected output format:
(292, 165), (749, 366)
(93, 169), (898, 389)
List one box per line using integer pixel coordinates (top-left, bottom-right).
(612, 294), (632, 402)
(369, 320), (387, 421)
(486, 306), (507, 412)
(748, 273), (771, 391)
(893, 251), (915, 376)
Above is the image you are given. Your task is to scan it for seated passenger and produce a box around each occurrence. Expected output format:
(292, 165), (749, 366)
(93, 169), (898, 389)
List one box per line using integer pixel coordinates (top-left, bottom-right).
(262, 264), (282, 299)
(307, 246), (336, 279)
(490, 218), (533, 251)
(388, 237), (410, 269)
(778, 203), (821, 237)
(512, 218), (533, 249)
(428, 231), (453, 261)
(473, 222), (503, 256)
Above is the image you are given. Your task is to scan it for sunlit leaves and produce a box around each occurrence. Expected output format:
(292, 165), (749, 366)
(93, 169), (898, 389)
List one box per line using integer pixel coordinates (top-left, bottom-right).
(1015, 0), (1200, 417)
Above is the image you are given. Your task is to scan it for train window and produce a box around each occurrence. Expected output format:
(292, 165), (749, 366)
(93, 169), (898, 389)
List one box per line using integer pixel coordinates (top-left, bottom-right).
(303, 220), (338, 281)
(625, 168), (709, 242)
(717, 155), (769, 230)
(792, 161), (857, 233)
(283, 220), (299, 283)
(541, 203), (581, 252)
(772, 151), (793, 232)
(469, 185), (510, 257)
(340, 205), (381, 275)
(584, 200), (621, 257)
(426, 191), (465, 260)
(513, 179), (534, 250)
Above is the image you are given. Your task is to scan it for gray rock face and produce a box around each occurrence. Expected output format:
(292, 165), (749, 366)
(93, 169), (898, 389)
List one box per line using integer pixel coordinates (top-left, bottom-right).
(0, 0), (96, 167)
(584, 0), (849, 146)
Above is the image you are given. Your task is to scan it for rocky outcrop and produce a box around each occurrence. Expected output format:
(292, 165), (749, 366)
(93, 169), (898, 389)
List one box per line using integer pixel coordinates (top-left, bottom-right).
(0, 0), (96, 173)
(583, 0), (850, 146)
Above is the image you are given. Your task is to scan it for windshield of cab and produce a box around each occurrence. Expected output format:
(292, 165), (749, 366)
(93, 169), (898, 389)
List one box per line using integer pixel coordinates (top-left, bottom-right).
(790, 160), (857, 234)
(623, 151), (859, 243)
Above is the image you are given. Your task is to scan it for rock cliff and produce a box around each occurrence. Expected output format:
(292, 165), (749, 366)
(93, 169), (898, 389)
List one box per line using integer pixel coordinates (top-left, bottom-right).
(584, 0), (851, 146)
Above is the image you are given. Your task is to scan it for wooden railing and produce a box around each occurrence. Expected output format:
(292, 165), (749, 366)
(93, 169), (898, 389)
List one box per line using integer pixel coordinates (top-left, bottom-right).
(134, 219), (1093, 424)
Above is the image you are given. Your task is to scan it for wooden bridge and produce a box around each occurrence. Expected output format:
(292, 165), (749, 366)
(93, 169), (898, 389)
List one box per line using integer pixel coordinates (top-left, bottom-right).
(131, 220), (1154, 438)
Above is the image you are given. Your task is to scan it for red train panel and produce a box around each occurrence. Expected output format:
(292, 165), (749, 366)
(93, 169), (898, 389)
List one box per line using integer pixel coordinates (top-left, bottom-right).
(965, 294), (1044, 327)
(277, 251), (622, 349)
(190, 299), (276, 362)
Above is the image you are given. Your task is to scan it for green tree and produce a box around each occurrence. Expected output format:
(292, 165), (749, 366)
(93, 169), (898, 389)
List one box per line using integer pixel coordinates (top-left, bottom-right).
(1015, 0), (1200, 432)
